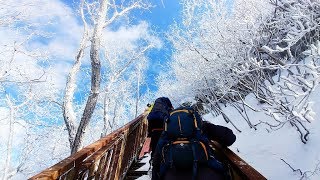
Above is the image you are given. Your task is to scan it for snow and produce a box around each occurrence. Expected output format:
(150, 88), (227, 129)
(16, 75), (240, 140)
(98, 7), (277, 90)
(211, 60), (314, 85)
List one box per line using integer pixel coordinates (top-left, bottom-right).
(204, 86), (320, 180)
(136, 154), (151, 171)
(136, 154), (151, 180)
(137, 174), (151, 180)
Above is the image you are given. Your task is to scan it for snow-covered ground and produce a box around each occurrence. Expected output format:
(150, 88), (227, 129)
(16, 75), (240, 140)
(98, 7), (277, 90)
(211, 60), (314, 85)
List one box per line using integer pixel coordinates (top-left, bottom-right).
(206, 87), (320, 180)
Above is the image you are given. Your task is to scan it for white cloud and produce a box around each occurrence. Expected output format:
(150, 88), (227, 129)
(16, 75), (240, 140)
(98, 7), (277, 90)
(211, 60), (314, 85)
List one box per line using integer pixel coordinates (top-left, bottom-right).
(47, 61), (72, 91)
(25, 0), (83, 60)
(0, 0), (86, 96)
(104, 21), (162, 51)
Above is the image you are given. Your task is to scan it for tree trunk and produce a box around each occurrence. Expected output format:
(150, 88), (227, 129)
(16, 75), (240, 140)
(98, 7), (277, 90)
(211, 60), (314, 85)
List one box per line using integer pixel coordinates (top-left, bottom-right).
(102, 96), (111, 137)
(135, 67), (141, 118)
(2, 97), (14, 180)
(63, 0), (89, 152)
(71, 0), (107, 154)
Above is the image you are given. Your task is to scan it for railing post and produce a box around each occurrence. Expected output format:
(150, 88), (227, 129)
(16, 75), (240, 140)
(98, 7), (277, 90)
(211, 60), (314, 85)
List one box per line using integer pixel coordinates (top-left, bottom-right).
(94, 150), (109, 179)
(114, 130), (128, 180)
(133, 120), (143, 161)
(106, 143), (119, 180)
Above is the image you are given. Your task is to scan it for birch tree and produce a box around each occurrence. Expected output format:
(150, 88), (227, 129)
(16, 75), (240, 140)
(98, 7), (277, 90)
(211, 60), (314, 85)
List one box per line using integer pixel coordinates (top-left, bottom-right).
(100, 36), (155, 136)
(62, 0), (153, 154)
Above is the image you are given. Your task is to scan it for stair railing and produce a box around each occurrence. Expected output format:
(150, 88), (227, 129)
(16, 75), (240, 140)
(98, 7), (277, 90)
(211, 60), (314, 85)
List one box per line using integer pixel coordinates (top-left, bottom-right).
(30, 114), (148, 180)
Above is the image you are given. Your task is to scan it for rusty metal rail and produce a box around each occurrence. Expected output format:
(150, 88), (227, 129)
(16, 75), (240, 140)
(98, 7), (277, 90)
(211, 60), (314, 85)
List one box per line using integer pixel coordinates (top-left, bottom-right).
(30, 114), (148, 180)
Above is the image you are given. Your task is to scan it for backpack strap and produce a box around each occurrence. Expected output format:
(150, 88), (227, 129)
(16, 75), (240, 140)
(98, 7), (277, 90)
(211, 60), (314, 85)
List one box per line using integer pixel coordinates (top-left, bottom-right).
(192, 113), (199, 129)
(199, 141), (209, 160)
(191, 141), (198, 180)
(172, 140), (190, 144)
(151, 128), (164, 132)
(178, 115), (182, 135)
(169, 109), (189, 115)
(168, 142), (174, 168)
(164, 118), (168, 131)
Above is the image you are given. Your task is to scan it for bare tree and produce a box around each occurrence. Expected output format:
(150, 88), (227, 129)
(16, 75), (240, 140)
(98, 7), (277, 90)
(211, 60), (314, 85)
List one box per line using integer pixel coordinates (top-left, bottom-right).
(101, 44), (153, 136)
(62, 0), (89, 152)
(0, 13), (53, 180)
(61, 0), (152, 154)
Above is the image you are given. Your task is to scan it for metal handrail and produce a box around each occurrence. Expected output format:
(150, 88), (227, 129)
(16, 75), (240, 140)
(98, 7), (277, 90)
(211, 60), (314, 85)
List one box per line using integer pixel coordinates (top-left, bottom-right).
(29, 114), (148, 180)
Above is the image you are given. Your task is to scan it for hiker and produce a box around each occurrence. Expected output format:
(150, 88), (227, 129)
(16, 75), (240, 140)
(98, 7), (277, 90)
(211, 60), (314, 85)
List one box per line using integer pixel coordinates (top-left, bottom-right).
(151, 106), (236, 180)
(147, 97), (174, 158)
(144, 103), (153, 114)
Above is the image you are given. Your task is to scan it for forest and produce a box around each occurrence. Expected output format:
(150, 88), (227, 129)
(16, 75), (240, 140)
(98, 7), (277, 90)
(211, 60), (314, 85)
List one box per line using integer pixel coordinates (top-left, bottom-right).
(0, 0), (319, 179)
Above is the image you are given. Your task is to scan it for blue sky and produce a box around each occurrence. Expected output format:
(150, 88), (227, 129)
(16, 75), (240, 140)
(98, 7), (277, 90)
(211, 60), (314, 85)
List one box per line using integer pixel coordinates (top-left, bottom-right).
(0, 0), (236, 112)
(128, 0), (183, 93)
(60, 0), (182, 93)
(132, 0), (182, 91)
(0, 0), (236, 105)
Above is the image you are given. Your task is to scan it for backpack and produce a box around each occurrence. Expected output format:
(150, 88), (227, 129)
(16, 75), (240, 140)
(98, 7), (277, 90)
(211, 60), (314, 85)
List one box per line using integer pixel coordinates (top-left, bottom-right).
(149, 97), (172, 117)
(159, 107), (221, 179)
(147, 97), (173, 132)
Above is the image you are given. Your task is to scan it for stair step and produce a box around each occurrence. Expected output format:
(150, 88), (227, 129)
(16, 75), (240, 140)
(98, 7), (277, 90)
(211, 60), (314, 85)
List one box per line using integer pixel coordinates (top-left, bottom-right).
(129, 162), (146, 170)
(126, 170), (149, 176)
(124, 170), (149, 180)
(124, 175), (141, 180)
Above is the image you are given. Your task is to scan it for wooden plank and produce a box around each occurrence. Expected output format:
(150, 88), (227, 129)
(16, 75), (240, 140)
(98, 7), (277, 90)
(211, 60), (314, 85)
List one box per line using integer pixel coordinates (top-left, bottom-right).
(114, 131), (128, 180)
(107, 141), (122, 180)
(138, 137), (151, 159)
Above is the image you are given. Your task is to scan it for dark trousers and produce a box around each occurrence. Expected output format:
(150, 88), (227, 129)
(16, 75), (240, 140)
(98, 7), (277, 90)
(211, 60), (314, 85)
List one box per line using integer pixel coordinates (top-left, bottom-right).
(162, 167), (225, 180)
(150, 130), (162, 158)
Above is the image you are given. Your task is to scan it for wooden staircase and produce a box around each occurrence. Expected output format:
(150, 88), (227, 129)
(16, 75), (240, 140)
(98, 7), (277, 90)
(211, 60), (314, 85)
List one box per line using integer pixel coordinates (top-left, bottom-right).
(29, 113), (266, 180)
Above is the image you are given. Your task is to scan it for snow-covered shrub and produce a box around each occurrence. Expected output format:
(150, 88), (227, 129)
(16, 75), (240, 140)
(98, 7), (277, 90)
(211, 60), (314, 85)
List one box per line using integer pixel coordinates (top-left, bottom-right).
(252, 41), (320, 143)
(260, 0), (320, 61)
(160, 0), (320, 143)
(161, 0), (272, 101)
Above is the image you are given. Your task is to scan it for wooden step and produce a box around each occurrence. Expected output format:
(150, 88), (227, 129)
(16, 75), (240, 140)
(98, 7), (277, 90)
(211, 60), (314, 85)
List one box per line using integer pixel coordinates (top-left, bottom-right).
(129, 162), (146, 170)
(124, 170), (149, 180)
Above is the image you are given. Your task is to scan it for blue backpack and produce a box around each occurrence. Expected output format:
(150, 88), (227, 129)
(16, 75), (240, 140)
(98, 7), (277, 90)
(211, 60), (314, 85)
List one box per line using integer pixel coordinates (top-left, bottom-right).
(159, 107), (224, 179)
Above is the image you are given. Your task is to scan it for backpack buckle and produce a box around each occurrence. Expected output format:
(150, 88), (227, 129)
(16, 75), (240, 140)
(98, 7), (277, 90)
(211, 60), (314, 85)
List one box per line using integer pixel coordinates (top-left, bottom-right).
(169, 161), (173, 168)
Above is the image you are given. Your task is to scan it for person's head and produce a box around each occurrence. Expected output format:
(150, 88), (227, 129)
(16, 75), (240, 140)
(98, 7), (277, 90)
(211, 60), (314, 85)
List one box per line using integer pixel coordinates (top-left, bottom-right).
(163, 97), (173, 109)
